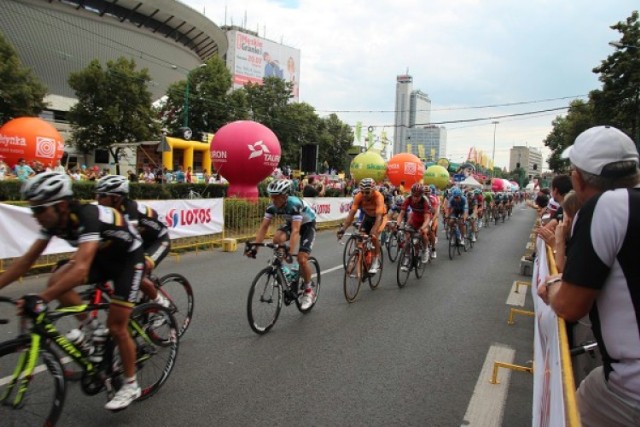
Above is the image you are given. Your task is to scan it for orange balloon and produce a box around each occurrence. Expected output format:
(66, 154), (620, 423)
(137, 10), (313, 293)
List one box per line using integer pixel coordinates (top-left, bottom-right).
(0, 117), (64, 168)
(386, 153), (425, 187)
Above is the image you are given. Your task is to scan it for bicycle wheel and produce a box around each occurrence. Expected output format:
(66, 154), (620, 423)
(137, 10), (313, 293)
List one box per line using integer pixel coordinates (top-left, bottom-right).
(415, 244), (428, 279)
(0, 336), (66, 426)
(386, 232), (400, 263)
(295, 257), (321, 313)
(157, 273), (194, 338)
(448, 232), (456, 260)
(125, 303), (180, 400)
(343, 253), (362, 303)
(247, 268), (283, 334)
(368, 249), (384, 290)
(342, 235), (357, 269)
(396, 247), (412, 288)
(467, 228), (474, 250)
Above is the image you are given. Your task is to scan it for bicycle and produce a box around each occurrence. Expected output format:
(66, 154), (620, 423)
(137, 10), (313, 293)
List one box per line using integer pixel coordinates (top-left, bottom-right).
(384, 220), (402, 263)
(396, 225), (429, 288)
(343, 233), (384, 303)
(466, 219), (476, 249)
(340, 221), (361, 269)
(245, 242), (321, 334)
(446, 217), (469, 260)
(0, 295), (179, 426)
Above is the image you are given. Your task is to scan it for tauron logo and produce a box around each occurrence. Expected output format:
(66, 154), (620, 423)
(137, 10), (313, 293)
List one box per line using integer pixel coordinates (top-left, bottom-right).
(247, 140), (270, 159)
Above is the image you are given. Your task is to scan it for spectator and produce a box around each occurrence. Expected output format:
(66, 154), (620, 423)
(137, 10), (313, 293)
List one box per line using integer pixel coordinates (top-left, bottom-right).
(538, 125), (640, 426)
(186, 166), (193, 184)
(303, 176), (319, 197)
(52, 159), (66, 174)
(13, 158), (35, 181)
(203, 169), (210, 184)
(0, 155), (9, 180)
(175, 166), (186, 183)
(127, 170), (138, 182)
(141, 165), (155, 183)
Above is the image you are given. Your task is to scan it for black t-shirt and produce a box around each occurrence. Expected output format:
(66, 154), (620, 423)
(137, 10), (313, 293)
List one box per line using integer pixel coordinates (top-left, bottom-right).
(302, 184), (318, 197)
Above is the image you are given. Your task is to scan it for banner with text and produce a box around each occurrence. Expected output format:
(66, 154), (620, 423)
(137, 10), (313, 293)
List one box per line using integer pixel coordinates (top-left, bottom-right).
(304, 197), (352, 223)
(0, 199), (224, 259)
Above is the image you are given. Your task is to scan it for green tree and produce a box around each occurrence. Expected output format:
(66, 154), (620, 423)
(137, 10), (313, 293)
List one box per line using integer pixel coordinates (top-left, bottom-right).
(160, 56), (246, 138)
(67, 57), (159, 174)
(317, 114), (354, 173)
(0, 33), (47, 125)
(592, 10), (640, 150)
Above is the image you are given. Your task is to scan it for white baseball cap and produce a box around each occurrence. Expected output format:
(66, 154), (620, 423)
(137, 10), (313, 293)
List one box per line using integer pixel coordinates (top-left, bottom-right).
(562, 125), (639, 176)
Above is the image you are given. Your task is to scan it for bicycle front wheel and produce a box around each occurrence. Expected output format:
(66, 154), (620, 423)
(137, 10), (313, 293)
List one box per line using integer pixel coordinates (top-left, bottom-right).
(343, 253), (363, 303)
(397, 248), (412, 288)
(0, 336), (66, 426)
(342, 235), (357, 269)
(386, 232), (400, 262)
(157, 273), (194, 338)
(127, 303), (179, 401)
(415, 244), (428, 279)
(247, 268), (282, 334)
(295, 257), (321, 313)
(368, 249), (384, 290)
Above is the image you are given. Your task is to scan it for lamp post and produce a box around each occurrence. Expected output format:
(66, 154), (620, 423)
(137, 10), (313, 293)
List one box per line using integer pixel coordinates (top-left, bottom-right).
(491, 120), (499, 176)
(608, 41), (640, 153)
(171, 63), (206, 131)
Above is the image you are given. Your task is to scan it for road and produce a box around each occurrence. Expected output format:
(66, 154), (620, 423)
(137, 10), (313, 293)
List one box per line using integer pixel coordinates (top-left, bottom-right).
(1, 204), (537, 426)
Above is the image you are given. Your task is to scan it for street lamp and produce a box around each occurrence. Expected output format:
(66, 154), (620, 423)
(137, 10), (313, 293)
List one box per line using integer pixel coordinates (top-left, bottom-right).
(171, 63), (206, 132)
(491, 121), (499, 176)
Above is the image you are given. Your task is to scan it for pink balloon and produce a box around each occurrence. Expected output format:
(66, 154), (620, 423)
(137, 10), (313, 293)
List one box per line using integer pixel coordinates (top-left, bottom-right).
(491, 178), (505, 192)
(210, 121), (281, 199)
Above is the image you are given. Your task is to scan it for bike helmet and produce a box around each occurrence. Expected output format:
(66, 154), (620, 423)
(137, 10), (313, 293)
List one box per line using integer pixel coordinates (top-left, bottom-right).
(266, 179), (292, 196)
(359, 178), (375, 191)
(451, 187), (462, 197)
(21, 172), (73, 203)
(411, 183), (424, 195)
(424, 185), (432, 194)
(429, 184), (437, 194)
(474, 189), (482, 195)
(352, 188), (361, 196)
(394, 195), (405, 205)
(95, 175), (129, 195)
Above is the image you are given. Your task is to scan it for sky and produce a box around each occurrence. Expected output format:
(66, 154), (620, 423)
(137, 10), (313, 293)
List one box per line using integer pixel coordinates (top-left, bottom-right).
(181, 0), (638, 170)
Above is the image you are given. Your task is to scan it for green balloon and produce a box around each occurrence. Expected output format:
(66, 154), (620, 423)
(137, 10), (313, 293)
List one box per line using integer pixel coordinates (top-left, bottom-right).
(350, 151), (387, 183)
(423, 165), (450, 189)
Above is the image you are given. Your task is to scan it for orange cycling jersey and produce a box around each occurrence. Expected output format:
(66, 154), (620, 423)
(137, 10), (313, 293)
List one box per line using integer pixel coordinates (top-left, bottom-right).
(351, 190), (387, 217)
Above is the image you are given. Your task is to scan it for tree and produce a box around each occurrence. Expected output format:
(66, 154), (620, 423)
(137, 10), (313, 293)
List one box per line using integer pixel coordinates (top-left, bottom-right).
(543, 99), (594, 172)
(159, 56), (247, 138)
(592, 10), (640, 150)
(317, 114), (354, 173)
(67, 57), (159, 174)
(0, 33), (47, 125)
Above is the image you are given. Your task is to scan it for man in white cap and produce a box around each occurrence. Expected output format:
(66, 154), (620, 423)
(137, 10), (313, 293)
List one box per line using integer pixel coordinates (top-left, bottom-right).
(538, 125), (640, 426)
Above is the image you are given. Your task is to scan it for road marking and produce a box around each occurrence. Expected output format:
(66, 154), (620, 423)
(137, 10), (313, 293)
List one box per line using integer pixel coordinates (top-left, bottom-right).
(506, 281), (527, 307)
(320, 265), (343, 275)
(461, 344), (515, 427)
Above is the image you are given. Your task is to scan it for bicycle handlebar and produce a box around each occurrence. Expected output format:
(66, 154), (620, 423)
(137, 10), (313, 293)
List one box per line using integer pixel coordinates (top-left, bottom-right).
(570, 341), (598, 356)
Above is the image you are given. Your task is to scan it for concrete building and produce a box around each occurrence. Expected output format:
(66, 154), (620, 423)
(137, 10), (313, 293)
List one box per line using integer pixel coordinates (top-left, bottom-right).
(509, 146), (543, 179)
(393, 74), (412, 154)
(409, 90), (431, 128)
(405, 126), (447, 161)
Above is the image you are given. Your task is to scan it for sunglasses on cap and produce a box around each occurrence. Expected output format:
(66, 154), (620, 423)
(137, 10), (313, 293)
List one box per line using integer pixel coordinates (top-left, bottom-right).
(30, 200), (61, 215)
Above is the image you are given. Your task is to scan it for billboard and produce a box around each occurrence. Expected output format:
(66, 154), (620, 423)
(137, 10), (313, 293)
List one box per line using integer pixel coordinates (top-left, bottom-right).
(226, 29), (301, 101)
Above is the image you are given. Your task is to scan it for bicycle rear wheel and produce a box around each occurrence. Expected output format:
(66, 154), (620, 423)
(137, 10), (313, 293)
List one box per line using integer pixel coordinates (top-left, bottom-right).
(386, 232), (400, 262)
(342, 235), (357, 269)
(157, 273), (194, 338)
(343, 253), (363, 303)
(0, 336), (66, 426)
(448, 234), (456, 260)
(127, 303), (179, 401)
(247, 268), (282, 334)
(415, 244), (428, 279)
(295, 257), (321, 313)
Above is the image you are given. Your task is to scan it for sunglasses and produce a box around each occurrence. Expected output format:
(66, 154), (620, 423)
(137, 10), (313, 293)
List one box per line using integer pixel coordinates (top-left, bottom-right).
(30, 201), (60, 215)
(96, 193), (115, 199)
(362, 190), (372, 195)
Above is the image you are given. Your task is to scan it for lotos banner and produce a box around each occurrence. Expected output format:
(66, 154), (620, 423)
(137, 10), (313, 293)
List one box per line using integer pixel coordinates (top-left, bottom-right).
(304, 197), (352, 222)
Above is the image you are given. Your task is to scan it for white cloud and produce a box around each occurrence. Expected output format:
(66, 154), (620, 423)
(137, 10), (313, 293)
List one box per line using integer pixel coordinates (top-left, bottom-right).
(183, 0), (638, 169)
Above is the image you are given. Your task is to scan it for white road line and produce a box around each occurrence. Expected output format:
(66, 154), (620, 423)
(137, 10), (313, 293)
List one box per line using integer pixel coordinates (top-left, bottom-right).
(319, 265), (343, 275)
(461, 344), (516, 427)
(506, 281), (527, 307)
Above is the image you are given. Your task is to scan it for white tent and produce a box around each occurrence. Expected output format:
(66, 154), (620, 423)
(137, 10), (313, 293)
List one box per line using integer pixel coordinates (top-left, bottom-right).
(459, 175), (483, 189)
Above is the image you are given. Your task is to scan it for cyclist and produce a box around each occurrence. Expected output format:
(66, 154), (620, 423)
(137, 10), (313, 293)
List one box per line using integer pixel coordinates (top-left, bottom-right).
(444, 187), (469, 241)
(483, 190), (494, 221)
(245, 179), (318, 310)
(467, 189), (483, 241)
(426, 185), (439, 258)
(94, 175), (171, 308)
(337, 178), (387, 274)
(397, 183), (434, 265)
(0, 172), (143, 410)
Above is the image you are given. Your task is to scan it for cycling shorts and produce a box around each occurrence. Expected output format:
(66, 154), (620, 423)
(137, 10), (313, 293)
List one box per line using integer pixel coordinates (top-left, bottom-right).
(144, 234), (171, 269)
(278, 221), (317, 253)
(361, 214), (388, 235)
(408, 213), (427, 230)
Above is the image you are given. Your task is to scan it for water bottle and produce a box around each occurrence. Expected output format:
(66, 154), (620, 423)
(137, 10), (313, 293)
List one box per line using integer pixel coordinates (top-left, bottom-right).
(290, 263), (300, 282)
(281, 265), (291, 282)
(66, 328), (94, 357)
(90, 327), (109, 363)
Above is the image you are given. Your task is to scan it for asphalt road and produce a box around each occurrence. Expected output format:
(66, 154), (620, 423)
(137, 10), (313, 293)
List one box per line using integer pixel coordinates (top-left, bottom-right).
(1, 204), (537, 426)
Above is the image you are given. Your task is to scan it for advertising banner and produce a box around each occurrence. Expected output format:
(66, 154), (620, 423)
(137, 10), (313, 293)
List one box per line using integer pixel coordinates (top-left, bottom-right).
(226, 29), (301, 101)
(531, 237), (567, 427)
(304, 197), (352, 223)
(0, 199), (224, 259)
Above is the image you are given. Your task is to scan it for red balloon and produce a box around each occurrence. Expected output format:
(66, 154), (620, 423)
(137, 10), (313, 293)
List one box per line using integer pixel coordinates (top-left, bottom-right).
(0, 117), (64, 168)
(386, 153), (425, 187)
(210, 121), (281, 199)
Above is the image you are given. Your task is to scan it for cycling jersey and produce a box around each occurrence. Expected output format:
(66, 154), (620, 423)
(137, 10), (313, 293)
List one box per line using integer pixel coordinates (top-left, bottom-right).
(351, 190), (387, 218)
(265, 195), (316, 224)
(402, 196), (433, 229)
(448, 196), (468, 215)
(120, 199), (168, 247)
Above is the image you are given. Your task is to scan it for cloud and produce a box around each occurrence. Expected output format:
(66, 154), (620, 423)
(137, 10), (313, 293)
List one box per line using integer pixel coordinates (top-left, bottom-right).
(187, 0), (637, 168)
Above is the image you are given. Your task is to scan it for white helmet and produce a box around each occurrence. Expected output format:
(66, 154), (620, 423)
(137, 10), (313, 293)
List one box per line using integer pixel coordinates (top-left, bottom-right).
(95, 175), (129, 195)
(266, 179), (292, 195)
(21, 172), (73, 203)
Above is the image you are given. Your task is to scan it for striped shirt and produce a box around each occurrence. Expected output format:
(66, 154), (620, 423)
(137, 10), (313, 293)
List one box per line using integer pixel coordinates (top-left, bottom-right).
(563, 186), (640, 402)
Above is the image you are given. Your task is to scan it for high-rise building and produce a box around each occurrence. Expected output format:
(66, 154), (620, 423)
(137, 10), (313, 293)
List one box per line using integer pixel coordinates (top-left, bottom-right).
(393, 74), (443, 157)
(509, 146), (543, 178)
